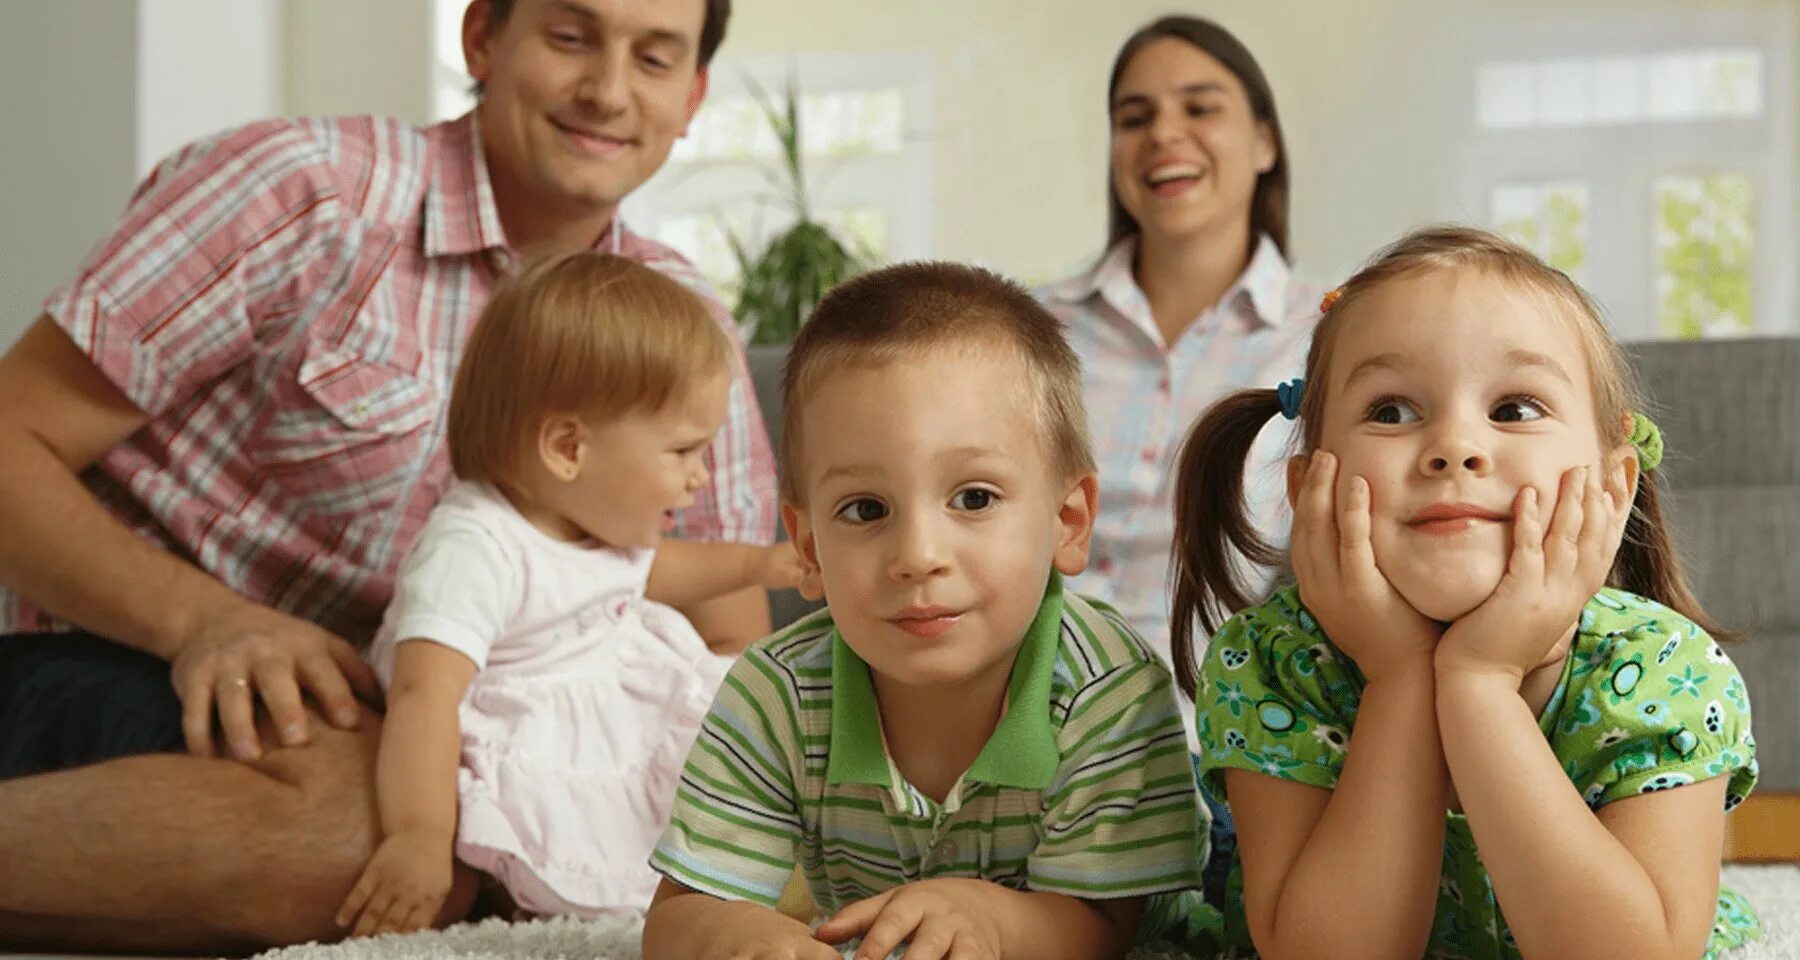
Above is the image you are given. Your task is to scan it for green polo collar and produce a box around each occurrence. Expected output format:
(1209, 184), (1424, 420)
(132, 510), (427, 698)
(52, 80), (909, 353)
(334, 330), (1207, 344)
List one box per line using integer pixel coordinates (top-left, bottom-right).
(826, 572), (1065, 791)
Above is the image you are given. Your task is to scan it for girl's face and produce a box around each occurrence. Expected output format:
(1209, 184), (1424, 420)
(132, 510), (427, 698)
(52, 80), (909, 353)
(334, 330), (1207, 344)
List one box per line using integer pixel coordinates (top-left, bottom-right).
(527, 368), (731, 547)
(1302, 267), (1632, 621)
(1109, 38), (1275, 250)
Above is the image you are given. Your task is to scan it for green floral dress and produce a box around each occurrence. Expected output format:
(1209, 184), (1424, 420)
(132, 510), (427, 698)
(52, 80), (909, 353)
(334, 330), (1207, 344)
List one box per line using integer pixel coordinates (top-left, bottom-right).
(1194, 585), (1761, 960)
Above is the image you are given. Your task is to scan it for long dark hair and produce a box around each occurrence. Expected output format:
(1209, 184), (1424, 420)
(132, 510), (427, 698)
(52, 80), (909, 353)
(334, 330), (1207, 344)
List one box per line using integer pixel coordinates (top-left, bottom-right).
(1168, 226), (1734, 699)
(1104, 16), (1290, 260)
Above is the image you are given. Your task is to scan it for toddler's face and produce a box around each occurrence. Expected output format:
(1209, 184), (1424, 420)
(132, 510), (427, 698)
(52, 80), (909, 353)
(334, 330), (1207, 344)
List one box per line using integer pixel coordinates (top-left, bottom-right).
(555, 369), (730, 548)
(1304, 267), (1626, 621)
(783, 344), (1093, 695)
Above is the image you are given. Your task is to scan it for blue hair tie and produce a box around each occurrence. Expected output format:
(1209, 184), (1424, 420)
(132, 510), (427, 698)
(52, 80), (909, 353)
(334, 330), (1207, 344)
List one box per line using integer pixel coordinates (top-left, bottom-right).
(1276, 378), (1305, 421)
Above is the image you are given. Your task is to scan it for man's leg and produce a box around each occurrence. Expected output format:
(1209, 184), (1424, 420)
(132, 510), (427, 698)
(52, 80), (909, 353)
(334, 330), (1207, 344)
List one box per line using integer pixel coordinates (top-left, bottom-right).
(0, 636), (475, 951)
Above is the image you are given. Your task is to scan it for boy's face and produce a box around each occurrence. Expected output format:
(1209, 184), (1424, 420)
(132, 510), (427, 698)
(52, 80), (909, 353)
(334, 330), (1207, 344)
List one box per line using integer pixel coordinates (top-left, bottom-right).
(782, 344), (1097, 695)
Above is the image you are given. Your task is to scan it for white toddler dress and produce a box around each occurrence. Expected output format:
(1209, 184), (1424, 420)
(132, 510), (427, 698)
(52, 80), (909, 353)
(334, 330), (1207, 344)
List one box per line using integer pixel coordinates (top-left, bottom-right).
(368, 480), (730, 916)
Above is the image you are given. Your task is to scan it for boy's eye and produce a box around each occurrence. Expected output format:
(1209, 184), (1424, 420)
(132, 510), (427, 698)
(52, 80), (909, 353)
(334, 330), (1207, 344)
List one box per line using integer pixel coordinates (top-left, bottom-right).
(950, 488), (996, 511)
(1367, 398), (1421, 425)
(1492, 397), (1547, 423)
(835, 499), (887, 524)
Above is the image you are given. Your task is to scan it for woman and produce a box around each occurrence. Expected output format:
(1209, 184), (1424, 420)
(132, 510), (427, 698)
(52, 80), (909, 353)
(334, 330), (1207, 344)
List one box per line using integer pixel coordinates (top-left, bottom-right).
(1040, 16), (1319, 689)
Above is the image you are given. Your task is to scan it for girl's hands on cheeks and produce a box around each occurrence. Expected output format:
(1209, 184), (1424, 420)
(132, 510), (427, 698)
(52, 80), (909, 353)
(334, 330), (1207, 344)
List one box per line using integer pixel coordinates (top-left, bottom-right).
(1290, 451), (1442, 682)
(1437, 460), (1633, 683)
(815, 880), (1005, 960)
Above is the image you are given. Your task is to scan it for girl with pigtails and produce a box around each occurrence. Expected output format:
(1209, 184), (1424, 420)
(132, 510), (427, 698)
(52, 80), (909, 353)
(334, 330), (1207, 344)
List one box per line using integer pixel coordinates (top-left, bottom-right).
(1173, 225), (1760, 960)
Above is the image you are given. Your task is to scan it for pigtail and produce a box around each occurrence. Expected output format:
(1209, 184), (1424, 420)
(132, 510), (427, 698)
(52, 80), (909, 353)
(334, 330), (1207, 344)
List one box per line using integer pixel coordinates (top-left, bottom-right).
(1169, 389), (1286, 699)
(1611, 467), (1739, 643)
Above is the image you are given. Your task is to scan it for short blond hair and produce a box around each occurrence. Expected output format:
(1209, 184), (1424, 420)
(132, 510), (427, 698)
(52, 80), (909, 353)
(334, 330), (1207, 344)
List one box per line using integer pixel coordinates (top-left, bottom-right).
(448, 249), (730, 497)
(779, 261), (1094, 506)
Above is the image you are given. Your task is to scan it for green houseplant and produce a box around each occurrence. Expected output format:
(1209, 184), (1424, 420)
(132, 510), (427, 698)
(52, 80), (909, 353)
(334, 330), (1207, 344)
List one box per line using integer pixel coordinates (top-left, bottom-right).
(728, 78), (873, 346)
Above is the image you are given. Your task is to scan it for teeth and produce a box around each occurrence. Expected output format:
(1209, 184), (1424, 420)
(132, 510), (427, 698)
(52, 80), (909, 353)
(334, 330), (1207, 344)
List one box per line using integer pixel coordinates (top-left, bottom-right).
(1147, 164), (1203, 186)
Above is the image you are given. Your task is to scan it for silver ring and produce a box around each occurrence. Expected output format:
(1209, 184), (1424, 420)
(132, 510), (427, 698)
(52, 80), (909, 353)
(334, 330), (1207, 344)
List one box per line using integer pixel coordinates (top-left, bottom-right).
(227, 676), (249, 689)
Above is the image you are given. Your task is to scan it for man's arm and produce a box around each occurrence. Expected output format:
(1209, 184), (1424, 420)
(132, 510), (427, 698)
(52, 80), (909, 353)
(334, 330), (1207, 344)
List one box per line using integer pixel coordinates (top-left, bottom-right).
(0, 317), (374, 758)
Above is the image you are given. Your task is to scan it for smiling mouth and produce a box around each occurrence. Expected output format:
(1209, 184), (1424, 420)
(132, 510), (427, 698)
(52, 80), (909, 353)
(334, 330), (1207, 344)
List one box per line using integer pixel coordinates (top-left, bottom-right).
(550, 118), (632, 156)
(1409, 504), (1510, 535)
(1144, 163), (1206, 194)
(889, 610), (962, 639)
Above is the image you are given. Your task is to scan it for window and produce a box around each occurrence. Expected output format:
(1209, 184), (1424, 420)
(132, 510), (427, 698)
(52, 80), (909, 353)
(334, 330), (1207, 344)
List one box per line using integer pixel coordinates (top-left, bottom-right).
(624, 53), (932, 301)
(1457, 8), (1795, 340)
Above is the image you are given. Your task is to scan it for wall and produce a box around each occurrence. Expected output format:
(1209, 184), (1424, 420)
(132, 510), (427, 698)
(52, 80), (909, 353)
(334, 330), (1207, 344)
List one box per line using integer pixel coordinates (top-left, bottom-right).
(720, 0), (1800, 289)
(0, 0), (285, 350)
(0, 1), (139, 349)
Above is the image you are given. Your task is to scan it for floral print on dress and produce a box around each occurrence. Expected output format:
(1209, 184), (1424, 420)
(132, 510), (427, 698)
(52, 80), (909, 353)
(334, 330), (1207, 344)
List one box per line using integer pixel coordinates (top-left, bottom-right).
(1192, 585), (1762, 959)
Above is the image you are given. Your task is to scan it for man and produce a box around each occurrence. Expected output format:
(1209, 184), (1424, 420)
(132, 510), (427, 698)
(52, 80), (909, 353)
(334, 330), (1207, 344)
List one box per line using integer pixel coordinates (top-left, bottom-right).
(0, 0), (767, 951)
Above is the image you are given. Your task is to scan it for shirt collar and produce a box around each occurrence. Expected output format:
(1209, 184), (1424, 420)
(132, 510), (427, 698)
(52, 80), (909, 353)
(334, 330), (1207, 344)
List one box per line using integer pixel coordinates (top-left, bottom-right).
(1045, 233), (1294, 331)
(423, 111), (628, 259)
(423, 111), (508, 257)
(826, 572), (1066, 794)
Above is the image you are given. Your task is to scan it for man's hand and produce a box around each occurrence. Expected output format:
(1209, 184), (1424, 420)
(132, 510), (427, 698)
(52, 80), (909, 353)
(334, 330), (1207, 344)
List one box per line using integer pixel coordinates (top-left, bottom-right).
(170, 600), (380, 760)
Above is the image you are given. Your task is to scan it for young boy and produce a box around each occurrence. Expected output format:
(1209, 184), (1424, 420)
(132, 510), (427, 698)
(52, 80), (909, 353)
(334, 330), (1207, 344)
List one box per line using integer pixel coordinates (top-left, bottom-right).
(643, 263), (1205, 960)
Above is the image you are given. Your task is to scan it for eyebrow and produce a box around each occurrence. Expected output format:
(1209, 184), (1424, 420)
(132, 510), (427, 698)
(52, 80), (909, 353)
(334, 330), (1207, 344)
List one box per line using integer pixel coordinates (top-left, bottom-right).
(813, 446), (1008, 489)
(1112, 82), (1228, 111)
(1341, 352), (1408, 391)
(546, 0), (692, 49)
(1505, 349), (1575, 386)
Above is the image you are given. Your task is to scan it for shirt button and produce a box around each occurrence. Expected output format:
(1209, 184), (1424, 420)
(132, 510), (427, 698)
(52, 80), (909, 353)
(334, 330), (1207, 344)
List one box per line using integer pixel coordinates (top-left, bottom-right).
(1141, 447), (1157, 464)
(1158, 374), (1171, 392)
(926, 840), (958, 871)
(1095, 556), (1114, 574)
(353, 400), (371, 417)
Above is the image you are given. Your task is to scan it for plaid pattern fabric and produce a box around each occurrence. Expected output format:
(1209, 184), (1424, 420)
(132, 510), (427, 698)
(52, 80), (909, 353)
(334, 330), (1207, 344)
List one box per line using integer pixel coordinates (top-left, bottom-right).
(6, 112), (776, 643)
(1039, 235), (1321, 668)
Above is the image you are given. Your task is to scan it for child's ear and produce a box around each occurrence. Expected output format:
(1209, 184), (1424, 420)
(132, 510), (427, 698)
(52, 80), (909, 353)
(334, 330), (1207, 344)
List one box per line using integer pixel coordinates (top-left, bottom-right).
(1052, 473), (1100, 577)
(537, 413), (588, 482)
(1285, 455), (1309, 510)
(780, 502), (826, 601)
(1606, 442), (1641, 506)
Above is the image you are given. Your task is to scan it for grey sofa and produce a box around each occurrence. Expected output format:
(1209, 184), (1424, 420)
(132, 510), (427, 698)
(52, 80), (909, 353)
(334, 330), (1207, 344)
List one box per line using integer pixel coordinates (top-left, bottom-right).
(1628, 337), (1799, 795)
(747, 338), (1799, 793)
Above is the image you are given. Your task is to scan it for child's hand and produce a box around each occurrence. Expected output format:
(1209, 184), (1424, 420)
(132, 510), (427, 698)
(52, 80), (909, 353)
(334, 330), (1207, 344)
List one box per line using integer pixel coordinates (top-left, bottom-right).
(757, 543), (807, 591)
(814, 879), (1005, 960)
(1289, 451), (1441, 682)
(1438, 462), (1633, 683)
(335, 829), (455, 938)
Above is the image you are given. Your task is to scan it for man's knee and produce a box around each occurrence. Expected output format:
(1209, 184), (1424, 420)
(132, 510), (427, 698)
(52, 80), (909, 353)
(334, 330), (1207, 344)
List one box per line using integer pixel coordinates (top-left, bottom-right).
(228, 713), (387, 944)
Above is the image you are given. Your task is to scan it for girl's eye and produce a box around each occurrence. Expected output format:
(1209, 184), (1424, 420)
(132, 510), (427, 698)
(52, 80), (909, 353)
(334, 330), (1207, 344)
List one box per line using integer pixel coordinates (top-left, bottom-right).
(950, 489), (997, 512)
(1492, 397), (1547, 423)
(835, 499), (887, 524)
(1367, 398), (1421, 425)
(550, 30), (583, 47)
(1116, 112), (1150, 130)
(1185, 102), (1218, 118)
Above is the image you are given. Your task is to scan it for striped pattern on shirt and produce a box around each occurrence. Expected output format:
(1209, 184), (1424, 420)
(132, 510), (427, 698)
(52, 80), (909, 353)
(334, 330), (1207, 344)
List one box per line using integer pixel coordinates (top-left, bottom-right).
(650, 580), (1203, 913)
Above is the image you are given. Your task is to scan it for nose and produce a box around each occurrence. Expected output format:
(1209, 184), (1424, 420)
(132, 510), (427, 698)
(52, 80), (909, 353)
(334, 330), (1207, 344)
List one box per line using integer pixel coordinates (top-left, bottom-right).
(887, 512), (950, 582)
(686, 457), (710, 492)
(1149, 103), (1187, 147)
(1419, 417), (1493, 477)
(576, 45), (632, 116)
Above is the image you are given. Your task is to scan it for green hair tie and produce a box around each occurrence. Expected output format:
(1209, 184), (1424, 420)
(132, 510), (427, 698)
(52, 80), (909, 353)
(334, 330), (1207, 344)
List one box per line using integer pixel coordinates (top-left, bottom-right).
(1629, 412), (1664, 471)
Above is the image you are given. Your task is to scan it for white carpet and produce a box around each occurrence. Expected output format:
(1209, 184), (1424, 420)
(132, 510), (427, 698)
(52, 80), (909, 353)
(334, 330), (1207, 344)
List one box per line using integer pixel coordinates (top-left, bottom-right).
(248, 866), (1800, 960)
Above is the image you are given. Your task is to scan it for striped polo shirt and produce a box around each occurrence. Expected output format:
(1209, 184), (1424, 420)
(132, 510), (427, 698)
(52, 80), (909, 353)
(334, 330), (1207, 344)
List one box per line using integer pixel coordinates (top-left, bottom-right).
(651, 573), (1204, 921)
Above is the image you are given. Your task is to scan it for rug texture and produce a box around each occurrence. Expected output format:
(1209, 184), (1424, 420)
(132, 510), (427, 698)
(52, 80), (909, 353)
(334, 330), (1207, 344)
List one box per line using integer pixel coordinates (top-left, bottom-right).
(252, 865), (1800, 960)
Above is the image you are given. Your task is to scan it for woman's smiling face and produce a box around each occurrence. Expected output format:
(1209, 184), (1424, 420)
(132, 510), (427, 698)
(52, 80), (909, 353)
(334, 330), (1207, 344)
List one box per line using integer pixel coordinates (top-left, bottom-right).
(1109, 37), (1275, 247)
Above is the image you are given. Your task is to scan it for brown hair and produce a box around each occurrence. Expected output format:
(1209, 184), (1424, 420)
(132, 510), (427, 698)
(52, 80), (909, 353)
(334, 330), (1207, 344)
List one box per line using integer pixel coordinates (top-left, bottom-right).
(779, 262), (1095, 506)
(1105, 16), (1291, 259)
(486, 0), (731, 66)
(448, 248), (730, 499)
(1169, 224), (1732, 698)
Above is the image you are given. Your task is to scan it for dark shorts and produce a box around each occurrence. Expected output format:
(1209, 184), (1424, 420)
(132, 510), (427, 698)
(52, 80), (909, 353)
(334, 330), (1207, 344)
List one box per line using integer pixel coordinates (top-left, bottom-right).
(0, 630), (185, 781)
